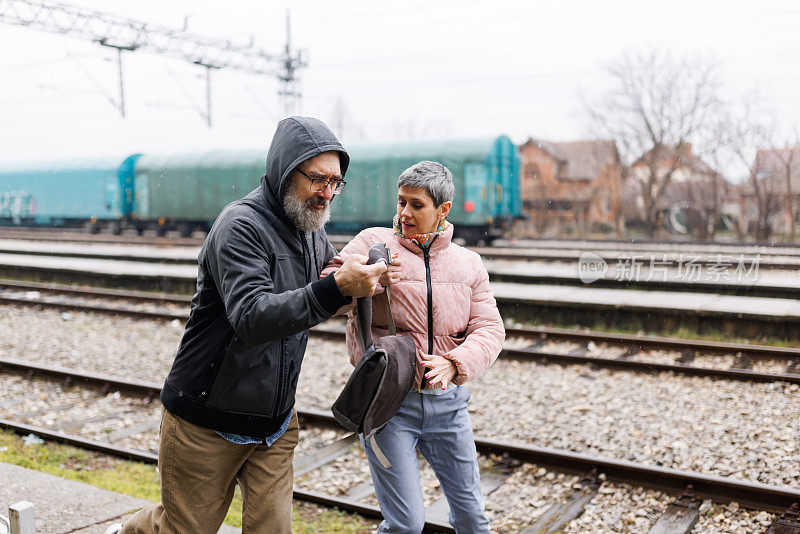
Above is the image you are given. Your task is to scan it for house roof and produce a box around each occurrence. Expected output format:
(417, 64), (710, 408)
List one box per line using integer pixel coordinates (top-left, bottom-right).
(522, 139), (619, 180)
(631, 144), (718, 176)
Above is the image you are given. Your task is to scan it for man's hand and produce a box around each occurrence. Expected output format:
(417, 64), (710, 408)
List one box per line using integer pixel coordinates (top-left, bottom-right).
(420, 350), (458, 390)
(379, 253), (401, 287)
(334, 254), (388, 298)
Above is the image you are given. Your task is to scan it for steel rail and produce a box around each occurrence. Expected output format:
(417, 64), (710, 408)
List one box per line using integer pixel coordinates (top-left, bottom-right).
(0, 228), (203, 247)
(3, 289), (800, 384)
(0, 248), (197, 265)
(471, 249), (800, 268)
(5, 226), (800, 264)
(502, 347), (800, 384)
(7, 262), (800, 341)
(4, 281), (800, 358)
(508, 324), (800, 359)
(0, 279), (190, 304)
(0, 295), (187, 321)
(474, 439), (800, 515)
(0, 357), (162, 398)
(1, 363), (798, 515)
(489, 271), (800, 298)
(6, 242), (800, 274)
(6, 227), (800, 253)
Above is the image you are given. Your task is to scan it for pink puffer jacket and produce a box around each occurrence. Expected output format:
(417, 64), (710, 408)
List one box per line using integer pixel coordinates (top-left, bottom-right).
(321, 223), (505, 389)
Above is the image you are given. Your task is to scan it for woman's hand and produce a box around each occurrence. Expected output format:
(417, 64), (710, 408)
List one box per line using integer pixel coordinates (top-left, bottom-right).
(333, 254), (388, 298)
(419, 350), (457, 389)
(379, 253), (401, 287)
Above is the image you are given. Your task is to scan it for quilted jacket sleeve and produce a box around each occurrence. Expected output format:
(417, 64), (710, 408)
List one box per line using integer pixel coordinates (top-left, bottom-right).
(443, 256), (505, 384)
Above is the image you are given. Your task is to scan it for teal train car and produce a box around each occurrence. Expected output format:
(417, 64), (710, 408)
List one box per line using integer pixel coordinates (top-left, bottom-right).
(131, 136), (521, 243)
(0, 137), (521, 242)
(131, 150), (265, 236)
(0, 155), (139, 230)
(337, 136), (521, 242)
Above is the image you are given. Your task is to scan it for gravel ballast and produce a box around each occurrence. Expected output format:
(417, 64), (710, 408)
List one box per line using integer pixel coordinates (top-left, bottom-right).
(2, 304), (798, 532)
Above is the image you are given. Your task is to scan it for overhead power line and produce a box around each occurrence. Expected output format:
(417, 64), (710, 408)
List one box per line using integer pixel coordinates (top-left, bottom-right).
(0, 0), (306, 124)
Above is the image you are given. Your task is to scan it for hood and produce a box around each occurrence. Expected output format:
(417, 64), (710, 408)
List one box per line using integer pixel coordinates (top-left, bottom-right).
(263, 116), (350, 202)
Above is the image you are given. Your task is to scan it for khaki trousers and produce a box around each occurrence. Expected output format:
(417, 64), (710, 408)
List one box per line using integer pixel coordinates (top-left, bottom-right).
(121, 407), (299, 534)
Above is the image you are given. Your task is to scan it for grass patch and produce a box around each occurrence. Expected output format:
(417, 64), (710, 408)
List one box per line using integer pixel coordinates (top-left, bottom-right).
(0, 429), (377, 531)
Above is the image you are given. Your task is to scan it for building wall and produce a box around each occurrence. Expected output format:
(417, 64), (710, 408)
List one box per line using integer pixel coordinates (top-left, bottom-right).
(519, 142), (622, 234)
(520, 144), (559, 204)
(587, 162), (623, 229)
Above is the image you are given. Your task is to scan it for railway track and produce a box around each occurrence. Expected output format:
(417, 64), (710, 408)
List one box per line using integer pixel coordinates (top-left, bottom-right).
(5, 243), (800, 299)
(1, 361), (799, 532)
(2, 280), (800, 386)
(0, 227), (204, 247)
(6, 229), (800, 271)
(496, 236), (800, 254)
(4, 227), (800, 256)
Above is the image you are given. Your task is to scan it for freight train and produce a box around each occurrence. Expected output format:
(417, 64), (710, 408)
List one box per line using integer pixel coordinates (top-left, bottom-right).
(0, 136), (521, 244)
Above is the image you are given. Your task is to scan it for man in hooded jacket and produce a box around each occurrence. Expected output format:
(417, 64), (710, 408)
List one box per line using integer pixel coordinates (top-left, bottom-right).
(117, 117), (388, 534)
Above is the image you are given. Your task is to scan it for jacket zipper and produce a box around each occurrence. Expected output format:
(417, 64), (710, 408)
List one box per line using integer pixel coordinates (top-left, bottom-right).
(421, 236), (437, 389)
(276, 231), (306, 416)
(273, 230), (310, 418)
(273, 338), (288, 418)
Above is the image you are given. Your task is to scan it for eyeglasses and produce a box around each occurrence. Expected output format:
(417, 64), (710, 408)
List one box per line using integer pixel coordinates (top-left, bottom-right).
(296, 168), (346, 194)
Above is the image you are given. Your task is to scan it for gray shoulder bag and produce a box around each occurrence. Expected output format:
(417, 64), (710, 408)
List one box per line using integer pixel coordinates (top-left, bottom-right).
(331, 243), (417, 468)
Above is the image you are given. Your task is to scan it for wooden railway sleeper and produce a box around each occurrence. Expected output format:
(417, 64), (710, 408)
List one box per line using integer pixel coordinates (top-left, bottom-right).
(785, 360), (800, 375)
(491, 451), (521, 474)
(767, 503), (800, 534)
(577, 467), (601, 489)
(622, 344), (641, 358)
(526, 337), (547, 350)
(675, 350), (696, 365)
(519, 468), (600, 534)
(647, 485), (700, 534)
(732, 352), (754, 370)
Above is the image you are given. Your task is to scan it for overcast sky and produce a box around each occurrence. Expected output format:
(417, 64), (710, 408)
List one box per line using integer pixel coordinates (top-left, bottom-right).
(1, 0), (798, 176)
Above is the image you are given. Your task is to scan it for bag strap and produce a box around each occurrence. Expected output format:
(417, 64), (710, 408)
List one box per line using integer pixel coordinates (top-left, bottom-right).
(353, 242), (399, 352)
(369, 433), (392, 469)
(384, 285), (396, 336)
(354, 297), (372, 354)
(355, 285), (396, 354)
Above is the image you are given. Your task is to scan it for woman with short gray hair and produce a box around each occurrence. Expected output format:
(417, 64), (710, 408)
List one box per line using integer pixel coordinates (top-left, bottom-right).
(323, 160), (505, 533)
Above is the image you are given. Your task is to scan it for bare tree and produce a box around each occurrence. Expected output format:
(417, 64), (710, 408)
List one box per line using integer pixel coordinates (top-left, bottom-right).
(692, 117), (733, 239)
(587, 50), (722, 236)
(722, 106), (779, 240)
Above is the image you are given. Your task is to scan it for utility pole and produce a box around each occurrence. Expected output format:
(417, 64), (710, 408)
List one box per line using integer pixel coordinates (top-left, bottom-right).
(0, 0), (307, 126)
(193, 62), (219, 128)
(278, 9), (305, 117)
(97, 40), (137, 118)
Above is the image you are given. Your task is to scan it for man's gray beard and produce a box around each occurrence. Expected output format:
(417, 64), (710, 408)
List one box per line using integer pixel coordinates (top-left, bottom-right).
(283, 181), (331, 232)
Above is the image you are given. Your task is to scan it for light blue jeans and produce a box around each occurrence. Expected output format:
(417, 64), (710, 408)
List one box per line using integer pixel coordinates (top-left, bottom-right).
(362, 385), (490, 533)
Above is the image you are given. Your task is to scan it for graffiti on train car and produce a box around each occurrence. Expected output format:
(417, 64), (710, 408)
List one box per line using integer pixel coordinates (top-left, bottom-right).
(0, 191), (35, 222)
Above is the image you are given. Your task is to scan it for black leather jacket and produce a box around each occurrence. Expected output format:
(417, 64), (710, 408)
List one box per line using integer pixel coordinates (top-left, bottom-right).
(161, 117), (351, 436)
